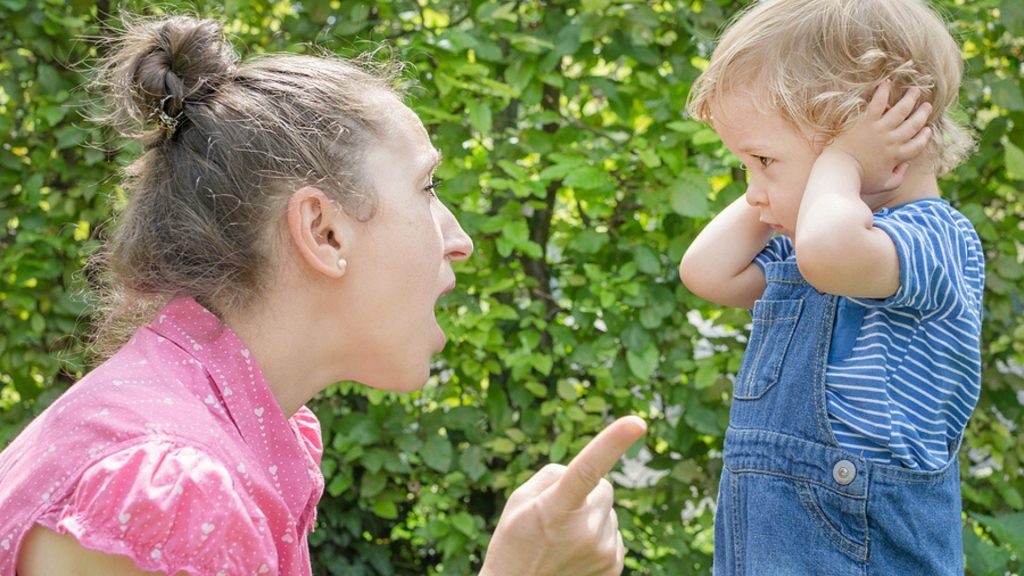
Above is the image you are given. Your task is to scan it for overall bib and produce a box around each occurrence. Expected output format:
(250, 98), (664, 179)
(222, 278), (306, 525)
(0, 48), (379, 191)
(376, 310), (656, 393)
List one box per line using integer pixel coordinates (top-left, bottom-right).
(713, 262), (963, 575)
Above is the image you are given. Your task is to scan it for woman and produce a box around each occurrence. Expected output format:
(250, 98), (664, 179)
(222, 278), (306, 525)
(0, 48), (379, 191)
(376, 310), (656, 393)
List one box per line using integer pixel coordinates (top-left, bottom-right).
(0, 16), (645, 576)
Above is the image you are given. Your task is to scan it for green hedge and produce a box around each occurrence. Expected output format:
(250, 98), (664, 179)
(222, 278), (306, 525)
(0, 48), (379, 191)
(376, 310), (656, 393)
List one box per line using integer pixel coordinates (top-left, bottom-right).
(1, 1), (1021, 574)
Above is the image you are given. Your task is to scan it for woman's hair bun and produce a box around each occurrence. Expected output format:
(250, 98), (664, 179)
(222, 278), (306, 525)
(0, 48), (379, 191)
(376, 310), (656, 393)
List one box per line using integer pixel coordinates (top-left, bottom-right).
(97, 16), (235, 139)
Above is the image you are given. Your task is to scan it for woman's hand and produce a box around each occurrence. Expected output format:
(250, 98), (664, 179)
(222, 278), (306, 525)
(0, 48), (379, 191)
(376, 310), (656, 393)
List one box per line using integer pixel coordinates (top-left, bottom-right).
(479, 416), (647, 576)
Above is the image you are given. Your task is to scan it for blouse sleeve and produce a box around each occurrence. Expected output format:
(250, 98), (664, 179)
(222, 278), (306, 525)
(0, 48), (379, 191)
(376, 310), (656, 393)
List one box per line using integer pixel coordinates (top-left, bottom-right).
(52, 441), (280, 575)
(290, 406), (323, 467)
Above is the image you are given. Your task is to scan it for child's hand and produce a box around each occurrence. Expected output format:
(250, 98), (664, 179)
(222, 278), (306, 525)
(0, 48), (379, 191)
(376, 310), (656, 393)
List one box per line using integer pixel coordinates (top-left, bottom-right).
(827, 80), (932, 195)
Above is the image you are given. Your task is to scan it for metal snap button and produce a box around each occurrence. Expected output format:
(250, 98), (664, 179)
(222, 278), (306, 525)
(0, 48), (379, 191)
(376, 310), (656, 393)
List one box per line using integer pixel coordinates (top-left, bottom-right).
(833, 460), (856, 485)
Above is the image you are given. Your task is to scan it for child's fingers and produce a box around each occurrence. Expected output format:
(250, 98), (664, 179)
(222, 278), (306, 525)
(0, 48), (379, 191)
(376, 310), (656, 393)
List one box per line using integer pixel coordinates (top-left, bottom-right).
(882, 86), (922, 126)
(899, 126), (932, 160)
(893, 101), (932, 141)
(866, 79), (892, 118)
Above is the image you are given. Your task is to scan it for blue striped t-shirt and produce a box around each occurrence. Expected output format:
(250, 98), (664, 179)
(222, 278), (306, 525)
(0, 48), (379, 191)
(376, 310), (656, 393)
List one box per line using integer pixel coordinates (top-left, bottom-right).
(753, 198), (985, 470)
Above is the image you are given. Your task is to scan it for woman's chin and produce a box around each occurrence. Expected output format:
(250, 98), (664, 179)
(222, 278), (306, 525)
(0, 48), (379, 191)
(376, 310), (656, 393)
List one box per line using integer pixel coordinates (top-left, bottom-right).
(359, 367), (431, 394)
(433, 317), (448, 352)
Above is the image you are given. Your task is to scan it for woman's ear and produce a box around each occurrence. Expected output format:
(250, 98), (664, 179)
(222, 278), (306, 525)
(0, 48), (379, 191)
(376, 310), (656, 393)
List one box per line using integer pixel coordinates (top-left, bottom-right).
(286, 187), (351, 278)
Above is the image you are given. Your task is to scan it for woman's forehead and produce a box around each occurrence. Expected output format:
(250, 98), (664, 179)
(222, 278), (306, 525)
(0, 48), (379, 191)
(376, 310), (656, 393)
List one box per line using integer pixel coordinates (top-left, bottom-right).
(370, 102), (441, 173)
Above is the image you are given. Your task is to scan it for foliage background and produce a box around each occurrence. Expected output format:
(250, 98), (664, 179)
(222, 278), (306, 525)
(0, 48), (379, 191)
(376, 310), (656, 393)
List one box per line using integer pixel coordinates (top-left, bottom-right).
(1, 0), (1021, 574)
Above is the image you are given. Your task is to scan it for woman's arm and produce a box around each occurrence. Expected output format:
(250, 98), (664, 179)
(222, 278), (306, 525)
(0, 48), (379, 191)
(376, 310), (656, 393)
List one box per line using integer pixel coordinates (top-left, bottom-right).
(679, 193), (772, 310)
(17, 525), (187, 576)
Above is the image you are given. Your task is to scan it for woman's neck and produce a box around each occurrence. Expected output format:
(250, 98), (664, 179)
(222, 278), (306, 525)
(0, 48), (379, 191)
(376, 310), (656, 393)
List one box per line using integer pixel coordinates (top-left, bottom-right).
(223, 292), (336, 419)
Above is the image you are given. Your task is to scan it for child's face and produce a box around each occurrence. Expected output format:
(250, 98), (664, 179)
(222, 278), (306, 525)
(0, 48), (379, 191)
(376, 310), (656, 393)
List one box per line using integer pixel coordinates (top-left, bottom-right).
(711, 89), (820, 239)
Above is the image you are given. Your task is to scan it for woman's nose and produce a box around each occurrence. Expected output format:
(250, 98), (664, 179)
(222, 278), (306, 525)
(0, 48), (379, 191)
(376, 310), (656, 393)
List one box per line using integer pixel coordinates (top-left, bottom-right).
(441, 204), (474, 262)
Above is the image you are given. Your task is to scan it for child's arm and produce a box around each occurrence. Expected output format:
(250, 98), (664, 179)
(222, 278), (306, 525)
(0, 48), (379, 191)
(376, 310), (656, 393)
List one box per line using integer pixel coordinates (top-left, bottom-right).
(679, 193), (772, 309)
(795, 82), (933, 298)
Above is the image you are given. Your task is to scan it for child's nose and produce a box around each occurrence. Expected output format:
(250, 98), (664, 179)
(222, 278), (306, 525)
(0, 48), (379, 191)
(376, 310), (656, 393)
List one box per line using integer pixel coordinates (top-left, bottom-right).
(745, 184), (767, 207)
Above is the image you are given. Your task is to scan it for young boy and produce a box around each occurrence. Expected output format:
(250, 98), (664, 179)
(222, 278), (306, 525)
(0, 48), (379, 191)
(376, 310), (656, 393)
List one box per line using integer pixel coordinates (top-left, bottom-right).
(678, 0), (983, 573)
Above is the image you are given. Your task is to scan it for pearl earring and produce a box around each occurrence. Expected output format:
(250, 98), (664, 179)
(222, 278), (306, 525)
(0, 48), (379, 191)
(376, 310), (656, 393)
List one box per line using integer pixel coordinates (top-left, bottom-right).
(336, 258), (348, 274)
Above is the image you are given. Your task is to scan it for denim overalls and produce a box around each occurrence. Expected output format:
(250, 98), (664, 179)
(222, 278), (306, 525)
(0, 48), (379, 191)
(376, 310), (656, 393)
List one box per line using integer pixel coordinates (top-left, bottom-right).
(713, 261), (963, 575)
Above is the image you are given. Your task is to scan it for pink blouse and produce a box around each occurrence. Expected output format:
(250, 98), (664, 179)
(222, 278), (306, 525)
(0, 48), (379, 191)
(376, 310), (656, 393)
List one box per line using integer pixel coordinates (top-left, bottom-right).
(0, 298), (324, 575)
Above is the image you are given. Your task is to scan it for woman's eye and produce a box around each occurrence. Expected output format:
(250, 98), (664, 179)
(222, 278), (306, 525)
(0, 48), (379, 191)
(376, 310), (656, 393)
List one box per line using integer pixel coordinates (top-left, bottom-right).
(755, 155), (774, 169)
(424, 178), (444, 197)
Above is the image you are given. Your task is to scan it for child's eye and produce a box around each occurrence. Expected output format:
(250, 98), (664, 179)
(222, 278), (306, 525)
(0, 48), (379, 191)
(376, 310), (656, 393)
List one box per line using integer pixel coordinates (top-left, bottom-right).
(424, 178), (444, 198)
(754, 155), (774, 169)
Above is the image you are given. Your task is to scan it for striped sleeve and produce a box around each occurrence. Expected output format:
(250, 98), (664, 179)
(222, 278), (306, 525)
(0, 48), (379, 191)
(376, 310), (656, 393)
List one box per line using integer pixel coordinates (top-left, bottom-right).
(752, 235), (794, 271)
(858, 205), (981, 315)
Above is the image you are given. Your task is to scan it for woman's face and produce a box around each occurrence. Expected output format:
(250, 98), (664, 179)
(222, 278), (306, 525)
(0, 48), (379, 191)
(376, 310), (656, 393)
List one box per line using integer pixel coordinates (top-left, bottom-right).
(336, 99), (473, 392)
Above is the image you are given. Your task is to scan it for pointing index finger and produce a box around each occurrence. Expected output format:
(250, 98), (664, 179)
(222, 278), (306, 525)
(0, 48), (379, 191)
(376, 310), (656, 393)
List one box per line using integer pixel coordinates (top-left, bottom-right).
(549, 416), (647, 507)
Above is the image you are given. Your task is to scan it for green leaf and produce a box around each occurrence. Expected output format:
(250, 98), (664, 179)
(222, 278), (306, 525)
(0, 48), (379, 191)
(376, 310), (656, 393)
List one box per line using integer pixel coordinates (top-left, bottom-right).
(360, 471), (388, 498)
(574, 229), (608, 254)
(524, 381), (548, 397)
(532, 354), (553, 375)
(626, 346), (659, 380)
(1002, 0), (1024, 33)
(691, 128), (722, 146)
(1005, 140), (1024, 181)
(450, 512), (476, 536)
(684, 405), (723, 435)
(580, 0), (611, 11)
(963, 525), (1013, 576)
(372, 495), (398, 519)
(973, 512), (1024, 550)
(633, 245), (661, 275)
(36, 64), (62, 94)
(554, 23), (582, 57)
(556, 379), (578, 401)
(459, 445), (488, 481)
(327, 473), (352, 497)
(334, 413), (381, 447)
(507, 33), (554, 54)
(637, 147), (662, 168)
(990, 78), (1024, 111)
(694, 364), (719, 389)
(422, 434), (454, 473)
(54, 126), (86, 150)
(467, 99), (493, 134)
(490, 437), (517, 454)
(564, 166), (611, 190)
(583, 396), (607, 413)
(670, 172), (711, 217)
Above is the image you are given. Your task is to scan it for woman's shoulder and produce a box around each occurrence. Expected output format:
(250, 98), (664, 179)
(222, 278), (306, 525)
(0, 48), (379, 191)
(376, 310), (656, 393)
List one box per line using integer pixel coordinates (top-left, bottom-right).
(289, 406), (323, 464)
(9, 440), (279, 576)
(34, 327), (238, 446)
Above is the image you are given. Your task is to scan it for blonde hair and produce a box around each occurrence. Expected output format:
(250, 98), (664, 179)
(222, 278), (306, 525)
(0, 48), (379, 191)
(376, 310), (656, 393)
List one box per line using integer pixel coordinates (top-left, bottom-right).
(687, 0), (973, 175)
